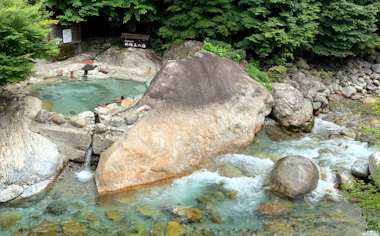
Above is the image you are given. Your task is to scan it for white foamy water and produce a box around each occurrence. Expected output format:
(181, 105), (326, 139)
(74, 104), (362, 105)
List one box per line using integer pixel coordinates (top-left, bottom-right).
(75, 147), (94, 182)
(75, 170), (94, 183)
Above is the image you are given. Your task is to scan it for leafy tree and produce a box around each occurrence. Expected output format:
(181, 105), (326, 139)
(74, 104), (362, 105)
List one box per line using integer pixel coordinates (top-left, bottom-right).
(313, 0), (380, 57)
(201, 38), (246, 62)
(0, 0), (58, 83)
(237, 0), (321, 65)
(46, 0), (160, 28)
(158, 0), (243, 47)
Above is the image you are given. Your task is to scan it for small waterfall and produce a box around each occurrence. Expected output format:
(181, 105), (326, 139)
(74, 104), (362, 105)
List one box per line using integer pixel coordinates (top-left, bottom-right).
(75, 146), (94, 182)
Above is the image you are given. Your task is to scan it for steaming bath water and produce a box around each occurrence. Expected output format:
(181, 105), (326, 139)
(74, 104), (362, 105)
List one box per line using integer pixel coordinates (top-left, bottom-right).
(0, 117), (377, 235)
(30, 78), (146, 115)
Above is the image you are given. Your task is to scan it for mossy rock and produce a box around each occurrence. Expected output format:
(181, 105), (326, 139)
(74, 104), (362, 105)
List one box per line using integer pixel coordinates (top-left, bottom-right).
(217, 165), (243, 178)
(45, 201), (67, 215)
(165, 221), (186, 236)
(105, 209), (123, 222)
(60, 219), (87, 236)
(256, 201), (294, 217)
(0, 212), (22, 230)
(263, 221), (292, 234)
(136, 204), (161, 219)
(28, 222), (58, 236)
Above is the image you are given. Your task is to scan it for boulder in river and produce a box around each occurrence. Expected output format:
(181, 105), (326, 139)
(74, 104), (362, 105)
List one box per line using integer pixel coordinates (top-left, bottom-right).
(270, 155), (319, 198)
(351, 159), (369, 178)
(95, 51), (274, 194)
(0, 96), (67, 205)
(272, 83), (314, 134)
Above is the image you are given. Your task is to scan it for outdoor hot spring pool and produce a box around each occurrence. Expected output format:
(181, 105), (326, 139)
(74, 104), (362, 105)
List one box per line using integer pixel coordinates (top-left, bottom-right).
(29, 78), (147, 115)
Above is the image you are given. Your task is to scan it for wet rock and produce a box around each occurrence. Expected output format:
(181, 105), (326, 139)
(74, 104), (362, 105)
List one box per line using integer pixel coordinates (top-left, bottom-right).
(105, 209), (123, 222)
(270, 155), (319, 198)
(165, 221), (186, 236)
(52, 113), (65, 125)
(340, 130), (355, 138)
(342, 86), (357, 98)
(268, 153), (282, 163)
(336, 171), (357, 189)
(224, 190), (238, 200)
(51, 191), (63, 200)
(69, 117), (87, 128)
(372, 64), (380, 73)
(95, 51), (273, 193)
(217, 165), (243, 178)
(369, 152), (380, 180)
(263, 221), (291, 234)
(256, 201), (294, 217)
(313, 101), (322, 110)
(172, 207), (203, 222)
(28, 222), (58, 236)
(361, 96), (378, 104)
(45, 201), (67, 215)
(60, 219), (87, 236)
(136, 204), (161, 219)
(272, 83), (314, 134)
(35, 109), (49, 123)
(201, 229), (213, 236)
(205, 203), (223, 224)
(0, 212), (22, 230)
(351, 159), (370, 178)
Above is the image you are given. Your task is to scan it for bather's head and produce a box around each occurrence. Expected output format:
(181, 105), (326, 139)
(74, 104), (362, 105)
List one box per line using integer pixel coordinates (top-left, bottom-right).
(121, 96), (124, 100)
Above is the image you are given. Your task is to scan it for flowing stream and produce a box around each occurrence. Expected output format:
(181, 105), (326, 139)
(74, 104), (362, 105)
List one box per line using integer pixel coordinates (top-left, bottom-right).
(75, 147), (94, 183)
(0, 116), (378, 236)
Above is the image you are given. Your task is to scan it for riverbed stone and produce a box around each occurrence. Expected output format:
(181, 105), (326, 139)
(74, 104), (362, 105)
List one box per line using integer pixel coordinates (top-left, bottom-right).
(263, 221), (291, 234)
(270, 155), (319, 198)
(256, 201), (294, 217)
(52, 113), (65, 125)
(165, 221), (186, 236)
(272, 83), (314, 134)
(361, 96), (378, 104)
(342, 86), (357, 98)
(217, 165), (243, 178)
(372, 64), (380, 73)
(105, 209), (123, 222)
(0, 212), (22, 230)
(340, 130), (355, 138)
(28, 222), (58, 236)
(69, 116), (87, 128)
(351, 159), (370, 178)
(172, 207), (203, 222)
(35, 109), (49, 123)
(369, 152), (380, 180)
(60, 219), (87, 236)
(95, 51), (273, 193)
(45, 201), (67, 215)
(136, 204), (161, 219)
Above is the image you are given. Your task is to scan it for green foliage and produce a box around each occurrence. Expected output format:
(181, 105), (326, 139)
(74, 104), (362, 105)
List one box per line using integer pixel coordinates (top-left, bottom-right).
(0, 0), (58, 83)
(237, 0), (321, 65)
(313, 0), (380, 57)
(244, 60), (273, 92)
(200, 38), (246, 62)
(343, 164), (380, 233)
(158, 0), (243, 43)
(46, 0), (159, 27)
(111, 41), (125, 49)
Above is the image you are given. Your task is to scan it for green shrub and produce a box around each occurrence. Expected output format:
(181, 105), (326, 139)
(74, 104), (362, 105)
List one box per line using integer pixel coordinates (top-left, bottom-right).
(0, 0), (58, 83)
(244, 60), (273, 92)
(200, 38), (246, 62)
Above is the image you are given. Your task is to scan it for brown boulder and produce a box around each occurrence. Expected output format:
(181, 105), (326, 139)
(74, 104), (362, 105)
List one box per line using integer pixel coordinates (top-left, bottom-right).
(270, 155), (319, 198)
(95, 51), (274, 193)
(172, 207), (203, 222)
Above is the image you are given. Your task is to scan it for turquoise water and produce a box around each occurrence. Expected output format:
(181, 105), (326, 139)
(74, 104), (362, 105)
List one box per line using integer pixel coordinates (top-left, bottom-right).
(0, 117), (377, 235)
(29, 78), (146, 115)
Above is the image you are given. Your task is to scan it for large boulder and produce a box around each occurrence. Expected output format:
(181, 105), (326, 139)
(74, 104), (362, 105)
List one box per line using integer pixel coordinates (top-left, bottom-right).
(272, 83), (314, 134)
(270, 155), (319, 198)
(0, 96), (67, 205)
(95, 51), (274, 193)
(162, 40), (204, 63)
(94, 47), (162, 82)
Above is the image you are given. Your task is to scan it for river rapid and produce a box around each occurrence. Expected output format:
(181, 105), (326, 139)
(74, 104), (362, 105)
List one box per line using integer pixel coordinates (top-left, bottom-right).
(0, 100), (379, 236)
